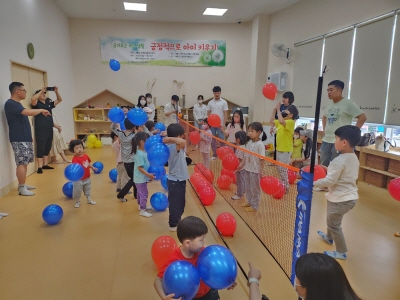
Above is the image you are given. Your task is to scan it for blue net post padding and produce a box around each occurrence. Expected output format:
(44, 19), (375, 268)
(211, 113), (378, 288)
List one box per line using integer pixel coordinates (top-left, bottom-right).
(290, 171), (314, 284)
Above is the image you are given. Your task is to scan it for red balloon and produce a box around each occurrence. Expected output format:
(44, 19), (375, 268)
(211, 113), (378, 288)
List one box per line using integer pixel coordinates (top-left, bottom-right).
(388, 177), (400, 201)
(217, 175), (233, 189)
(221, 168), (235, 179)
(208, 114), (221, 128)
(217, 146), (234, 160)
(151, 236), (178, 270)
(216, 212), (237, 236)
(222, 154), (239, 172)
(262, 83), (278, 100)
(203, 169), (215, 183)
(303, 165), (326, 181)
(194, 163), (206, 173)
(189, 131), (201, 145)
(196, 180), (212, 192)
(288, 169), (297, 184)
(190, 173), (206, 187)
(199, 187), (216, 206)
(260, 176), (280, 195)
(273, 181), (286, 199)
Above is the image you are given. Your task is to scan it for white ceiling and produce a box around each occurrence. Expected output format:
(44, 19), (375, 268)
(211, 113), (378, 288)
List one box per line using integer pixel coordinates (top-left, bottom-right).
(53, 0), (301, 24)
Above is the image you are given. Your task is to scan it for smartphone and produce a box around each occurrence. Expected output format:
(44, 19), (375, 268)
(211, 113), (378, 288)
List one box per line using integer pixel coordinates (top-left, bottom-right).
(46, 87), (55, 91)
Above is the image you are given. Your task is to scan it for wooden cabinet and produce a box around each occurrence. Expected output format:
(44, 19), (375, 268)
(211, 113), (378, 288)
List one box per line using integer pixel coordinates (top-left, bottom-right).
(73, 90), (134, 139)
(358, 146), (400, 189)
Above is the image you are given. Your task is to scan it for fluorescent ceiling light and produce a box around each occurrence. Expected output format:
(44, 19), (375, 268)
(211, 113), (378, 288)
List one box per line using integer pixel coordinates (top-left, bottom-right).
(123, 2), (147, 11)
(203, 8), (227, 16)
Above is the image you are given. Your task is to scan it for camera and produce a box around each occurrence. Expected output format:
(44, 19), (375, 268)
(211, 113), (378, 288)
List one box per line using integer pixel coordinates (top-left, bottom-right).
(46, 87), (55, 91)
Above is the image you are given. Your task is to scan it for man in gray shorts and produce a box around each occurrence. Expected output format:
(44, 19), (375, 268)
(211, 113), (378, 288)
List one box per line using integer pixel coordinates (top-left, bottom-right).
(4, 82), (51, 196)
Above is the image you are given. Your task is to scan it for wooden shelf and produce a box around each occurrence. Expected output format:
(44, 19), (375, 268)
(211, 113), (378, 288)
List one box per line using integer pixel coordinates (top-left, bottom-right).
(360, 166), (398, 178)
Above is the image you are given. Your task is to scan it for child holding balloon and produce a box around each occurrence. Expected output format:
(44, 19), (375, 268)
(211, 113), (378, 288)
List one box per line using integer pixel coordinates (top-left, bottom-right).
(133, 132), (155, 217)
(314, 125), (361, 260)
(241, 122), (267, 212)
(154, 216), (236, 299)
(162, 123), (189, 232)
(199, 118), (212, 169)
(111, 119), (137, 202)
(69, 140), (97, 208)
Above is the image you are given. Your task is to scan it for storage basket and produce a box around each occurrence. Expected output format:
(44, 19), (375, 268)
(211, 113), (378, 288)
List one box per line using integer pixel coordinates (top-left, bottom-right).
(365, 154), (389, 171)
(364, 170), (387, 188)
(388, 159), (400, 175)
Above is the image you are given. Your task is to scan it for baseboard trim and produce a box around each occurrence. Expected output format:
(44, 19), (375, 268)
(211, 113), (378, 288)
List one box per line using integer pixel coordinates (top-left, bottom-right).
(0, 179), (19, 198)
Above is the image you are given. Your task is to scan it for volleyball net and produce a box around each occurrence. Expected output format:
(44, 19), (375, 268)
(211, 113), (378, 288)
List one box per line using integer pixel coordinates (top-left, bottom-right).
(178, 119), (313, 283)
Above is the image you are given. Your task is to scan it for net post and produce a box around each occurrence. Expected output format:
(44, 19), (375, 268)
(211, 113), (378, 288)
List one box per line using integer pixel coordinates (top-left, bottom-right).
(291, 68), (326, 284)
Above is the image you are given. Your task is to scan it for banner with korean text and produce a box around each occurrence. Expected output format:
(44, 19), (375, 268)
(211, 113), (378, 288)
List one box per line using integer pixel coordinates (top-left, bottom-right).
(100, 37), (226, 67)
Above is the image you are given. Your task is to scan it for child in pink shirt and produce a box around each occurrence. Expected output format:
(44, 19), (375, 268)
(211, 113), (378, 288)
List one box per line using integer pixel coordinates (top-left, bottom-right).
(225, 110), (246, 144)
(199, 118), (212, 169)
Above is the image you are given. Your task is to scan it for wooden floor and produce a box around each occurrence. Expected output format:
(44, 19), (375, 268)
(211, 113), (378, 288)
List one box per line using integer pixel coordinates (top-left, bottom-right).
(0, 146), (399, 300)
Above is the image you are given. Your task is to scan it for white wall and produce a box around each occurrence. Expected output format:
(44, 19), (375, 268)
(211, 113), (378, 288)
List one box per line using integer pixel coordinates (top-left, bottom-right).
(263, 0), (400, 117)
(69, 19), (252, 108)
(0, 0), (75, 191)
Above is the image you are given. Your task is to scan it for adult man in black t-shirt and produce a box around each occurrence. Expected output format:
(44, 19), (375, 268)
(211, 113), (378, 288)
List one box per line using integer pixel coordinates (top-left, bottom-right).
(4, 82), (51, 196)
(31, 86), (63, 173)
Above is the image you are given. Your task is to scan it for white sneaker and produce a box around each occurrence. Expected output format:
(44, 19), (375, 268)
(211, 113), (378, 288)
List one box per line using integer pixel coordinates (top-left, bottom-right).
(87, 199), (96, 205)
(313, 187), (328, 192)
(169, 226), (177, 232)
(0, 212), (8, 217)
(119, 198), (127, 202)
(231, 195), (242, 200)
(140, 210), (152, 218)
(74, 202), (80, 208)
(25, 185), (36, 190)
(19, 188), (34, 196)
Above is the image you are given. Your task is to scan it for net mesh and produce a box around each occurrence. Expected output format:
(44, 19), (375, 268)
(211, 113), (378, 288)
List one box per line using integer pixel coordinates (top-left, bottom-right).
(179, 119), (300, 278)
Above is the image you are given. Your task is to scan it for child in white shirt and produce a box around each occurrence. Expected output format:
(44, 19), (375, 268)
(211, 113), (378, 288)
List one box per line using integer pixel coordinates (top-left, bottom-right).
(314, 125), (361, 260)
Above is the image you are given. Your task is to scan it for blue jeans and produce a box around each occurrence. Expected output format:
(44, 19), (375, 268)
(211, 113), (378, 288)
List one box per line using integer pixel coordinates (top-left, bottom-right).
(210, 127), (225, 157)
(320, 142), (339, 167)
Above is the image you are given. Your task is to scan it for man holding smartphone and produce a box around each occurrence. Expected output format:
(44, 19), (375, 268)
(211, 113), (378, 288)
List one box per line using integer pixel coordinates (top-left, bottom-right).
(31, 86), (63, 174)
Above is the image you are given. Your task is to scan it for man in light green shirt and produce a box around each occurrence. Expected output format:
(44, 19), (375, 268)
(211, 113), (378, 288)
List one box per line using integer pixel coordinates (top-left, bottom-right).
(320, 80), (367, 167)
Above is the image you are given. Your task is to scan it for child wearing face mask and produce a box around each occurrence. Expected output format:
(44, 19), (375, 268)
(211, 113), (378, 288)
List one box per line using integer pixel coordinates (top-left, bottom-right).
(291, 127), (304, 168)
(137, 95), (147, 109)
(145, 93), (155, 121)
(164, 95), (181, 127)
(224, 110), (246, 144)
(199, 118), (212, 169)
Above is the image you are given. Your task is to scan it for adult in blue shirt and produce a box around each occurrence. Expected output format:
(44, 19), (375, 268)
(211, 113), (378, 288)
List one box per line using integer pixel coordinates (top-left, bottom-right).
(4, 82), (50, 196)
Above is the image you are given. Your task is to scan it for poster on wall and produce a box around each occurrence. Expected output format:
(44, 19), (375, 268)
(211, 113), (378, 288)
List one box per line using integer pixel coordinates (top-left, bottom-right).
(100, 37), (226, 67)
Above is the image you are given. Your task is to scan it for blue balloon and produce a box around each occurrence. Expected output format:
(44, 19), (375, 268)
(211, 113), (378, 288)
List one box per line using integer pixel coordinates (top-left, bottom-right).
(62, 182), (73, 198)
(127, 107), (148, 126)
(108, 107), (125, 123)
(144, 134), (163, 152)
(109, 168), (118, 182)
(155, 122), (166, 132)
(148, 143), (170, 167)
(150, 192), (168, 211)
(148, 165), (166, 180)
(42, 204), (64, 225)
(64, 164), (84, 182)
(92, 162), (104, 174)
(161, 175), (168, 190)
(197, 245), (238, 290)
(109, 59), (120, 71)
(119, 118), (126, 130)
(162, 260), (200, 300)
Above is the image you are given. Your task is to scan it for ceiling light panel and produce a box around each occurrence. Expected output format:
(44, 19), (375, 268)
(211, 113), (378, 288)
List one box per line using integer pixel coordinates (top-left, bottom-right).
(203, 8), (228, 16)
(123, 2), (147, 11)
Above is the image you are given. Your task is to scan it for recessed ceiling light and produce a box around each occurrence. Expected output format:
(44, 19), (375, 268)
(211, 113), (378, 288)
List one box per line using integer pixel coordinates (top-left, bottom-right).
(203, 8), (228, 16)
(123, 2), (147, 11)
